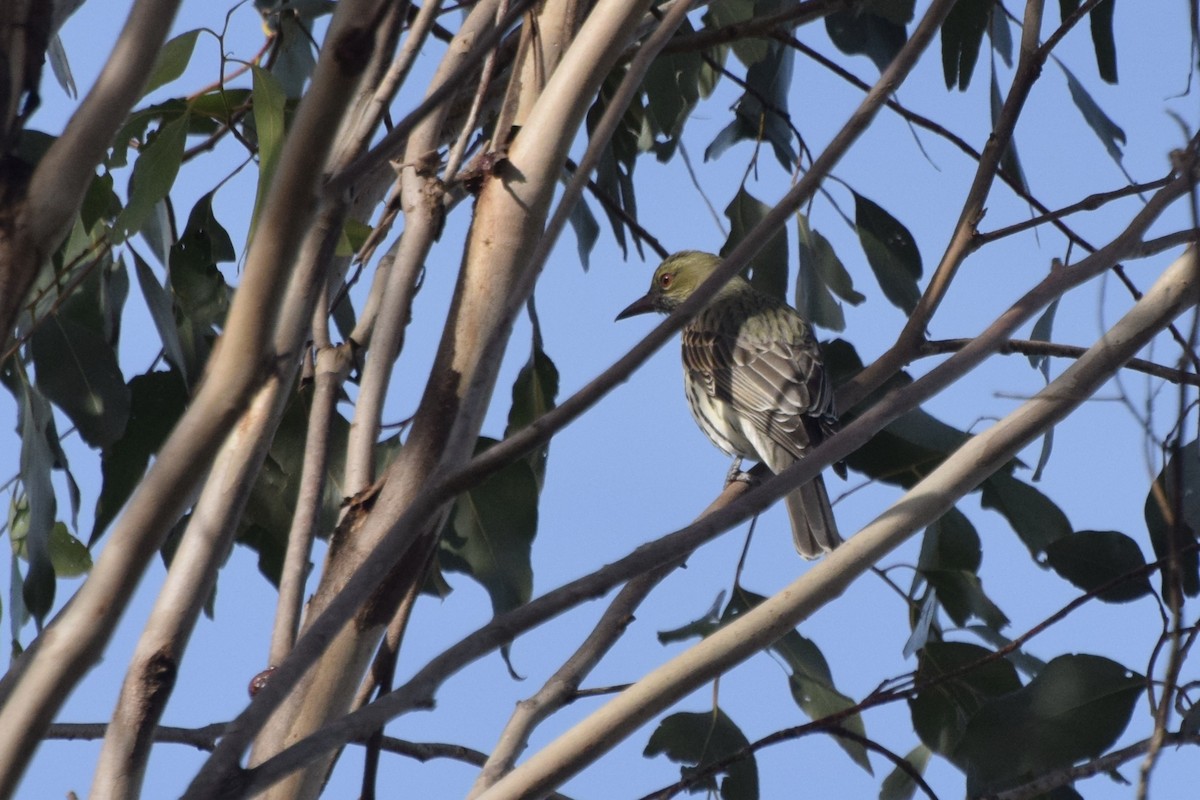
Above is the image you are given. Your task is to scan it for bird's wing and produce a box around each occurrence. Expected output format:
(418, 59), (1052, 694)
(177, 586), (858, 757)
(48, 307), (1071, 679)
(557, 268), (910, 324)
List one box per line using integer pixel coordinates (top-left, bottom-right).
(683, 306), (832, 460)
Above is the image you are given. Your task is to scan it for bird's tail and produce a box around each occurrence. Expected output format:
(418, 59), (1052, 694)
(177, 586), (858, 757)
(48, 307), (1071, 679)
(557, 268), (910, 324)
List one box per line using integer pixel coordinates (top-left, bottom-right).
(785, 475), (841, 559)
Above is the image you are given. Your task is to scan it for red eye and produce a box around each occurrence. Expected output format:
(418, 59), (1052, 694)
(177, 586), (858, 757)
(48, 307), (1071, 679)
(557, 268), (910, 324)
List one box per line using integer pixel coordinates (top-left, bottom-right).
(659, 273), (673, 289)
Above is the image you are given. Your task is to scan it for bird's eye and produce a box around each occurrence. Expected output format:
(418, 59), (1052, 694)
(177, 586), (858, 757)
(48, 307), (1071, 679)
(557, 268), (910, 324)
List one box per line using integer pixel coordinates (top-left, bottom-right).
(659, 273), (673, 289)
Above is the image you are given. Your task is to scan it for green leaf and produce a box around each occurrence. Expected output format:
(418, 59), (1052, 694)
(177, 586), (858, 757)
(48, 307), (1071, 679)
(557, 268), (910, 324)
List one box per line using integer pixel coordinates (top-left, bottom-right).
(30, 316), (130, 449)
(237, 385), (352, 585)
(47, 523), (92, 577)
(953, 654), (1143, 795)
(909, 642), (1021, 757)
(923, 569), (1009, 630)
(705, 43), (797, 172)
(1044, 530), (1153, 602)
(721, 188), (788, 302)
(919, 507), (981, 572)
(92, 369), (189, 543)
(248, 66), (288, 246)
(1058, 59), (1126, 165)
(940, 0), (991, 90)
(727, 588), (871, 771)
(657, 593), (724, 644)
(643, 21), (703, 140)
(334, 218), (372, 258)
(169, 192), (234, 379)
(1089, 0), (1118, 83)
(115, 112), (189, 239)
(644, 708), (758, 800)
(133, 252), (188, 377)
(705, 0), (767, 67)
(13, 381), (58, 627)
(504, 320), (559, 489)
(1028, 298), (1059, 377)
(1144, 439), (1200, 598)
(141, 30), (200, 99)
(825, 10), (908, 73)
(879, 743), (931, 800)
(440, 438), (538, 617)
(981, 472), (1072, 555)
(567, 193), (600, 270)
(853, 192), (922, 314)
(796, 214), (864, 332)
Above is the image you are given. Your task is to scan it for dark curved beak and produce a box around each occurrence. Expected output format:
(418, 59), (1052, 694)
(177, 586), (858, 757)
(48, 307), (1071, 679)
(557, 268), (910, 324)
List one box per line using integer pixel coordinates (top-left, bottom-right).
(615, 293), (657, 321)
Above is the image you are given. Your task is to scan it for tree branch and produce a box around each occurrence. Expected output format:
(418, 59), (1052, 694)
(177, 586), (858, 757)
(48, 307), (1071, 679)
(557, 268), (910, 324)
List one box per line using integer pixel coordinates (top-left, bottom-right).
(918, 337), (1200, 387)
(472, 246), (1199, 800)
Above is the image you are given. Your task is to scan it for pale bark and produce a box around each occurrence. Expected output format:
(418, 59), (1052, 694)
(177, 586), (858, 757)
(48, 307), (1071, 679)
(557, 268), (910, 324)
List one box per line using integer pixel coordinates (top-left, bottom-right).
(0, 2), (388, 795)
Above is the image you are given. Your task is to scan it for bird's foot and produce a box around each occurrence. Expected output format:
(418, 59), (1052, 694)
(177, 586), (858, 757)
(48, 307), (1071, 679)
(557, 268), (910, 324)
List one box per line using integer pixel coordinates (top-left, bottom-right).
(724, 458), (756, 487)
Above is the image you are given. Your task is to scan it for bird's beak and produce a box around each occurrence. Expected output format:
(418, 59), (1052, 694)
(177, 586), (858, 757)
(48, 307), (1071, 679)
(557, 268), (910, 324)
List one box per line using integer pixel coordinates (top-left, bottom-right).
(615, 292), (657, 321)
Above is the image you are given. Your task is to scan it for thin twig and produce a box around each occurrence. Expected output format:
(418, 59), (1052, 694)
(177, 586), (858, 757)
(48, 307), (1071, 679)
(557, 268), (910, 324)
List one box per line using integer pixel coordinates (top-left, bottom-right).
(918, 337), (1200, 387)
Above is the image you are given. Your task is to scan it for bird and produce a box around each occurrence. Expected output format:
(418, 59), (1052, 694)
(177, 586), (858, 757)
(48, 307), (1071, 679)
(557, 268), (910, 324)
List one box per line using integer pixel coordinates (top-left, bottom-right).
(616, 250), (840, 558)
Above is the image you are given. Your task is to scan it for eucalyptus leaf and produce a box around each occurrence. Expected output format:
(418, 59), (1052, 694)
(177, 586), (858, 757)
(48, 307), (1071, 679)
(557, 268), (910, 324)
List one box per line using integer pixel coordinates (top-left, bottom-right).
(940, 0), (991, 90)
(115, 113), (189, 239)
(1043, 530), (1153, 603)
(853, 192), (922, 314)
(722, 188), (788, 301)
(141, 30), (200, 99)
(644, 708), (758, 800)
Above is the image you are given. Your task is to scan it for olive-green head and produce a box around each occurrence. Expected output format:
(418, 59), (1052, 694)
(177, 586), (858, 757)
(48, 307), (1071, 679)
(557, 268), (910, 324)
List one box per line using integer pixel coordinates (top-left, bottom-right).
(615, 251), (739, 320)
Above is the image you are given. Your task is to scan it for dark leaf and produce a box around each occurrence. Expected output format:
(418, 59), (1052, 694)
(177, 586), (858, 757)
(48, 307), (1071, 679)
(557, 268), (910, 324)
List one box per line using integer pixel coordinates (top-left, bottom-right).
(879, 743), (931, 800)
(440, 438), (538, 617)
(141, 30), (200, 99)
(1058, 59), (1126, 165)
(248, 66), (288, 245)
(30, 316), (130, 449)
(705, 0), (768, 66)
(1089, 0), (1118, 83)
(657, 593), (725, 644)
(133, 252), (188, 376)
(902, 591), (938, 659)
(981, 472), (1072, 555)
(644, 708), (758, 800)
(14, 383), (58, 627)
(988, 5), (1013, 67)
(918, 507), (981, 573)
(954, 654), (1143, 795)
(169, 192), (234, 379)
(728, 588), (870, 770)
(706, 43), (797, 171)
(722, 188), (788, 301)
(1044, 530), (1153, 602)
(1144, 439), (1200, 598)
(92, 369), (188, 543)
(643, 21), (703, 140)
(825, 10), (908, 73)
(909, 641), (1021, 757)
(504, 322), (560, 489)
(797, 213), (864, 332)
(941, 0), (992, 90)
(923, 569), (1009, 630)
(1028, 298), (1059, 378)
(965, 625), (1047, 677)
(115, 112), (189, 239)
(853, 192), (922, 314)
(567, 191), (600, 270)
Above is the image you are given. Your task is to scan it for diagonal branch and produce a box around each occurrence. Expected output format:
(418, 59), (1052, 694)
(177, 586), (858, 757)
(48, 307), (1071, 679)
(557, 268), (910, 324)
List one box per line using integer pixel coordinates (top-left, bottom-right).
(472, 245), (1199, 800)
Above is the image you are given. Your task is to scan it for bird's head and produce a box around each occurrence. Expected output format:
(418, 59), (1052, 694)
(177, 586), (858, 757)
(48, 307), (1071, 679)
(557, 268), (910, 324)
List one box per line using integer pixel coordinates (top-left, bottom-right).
(615, 251), (733, 320)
